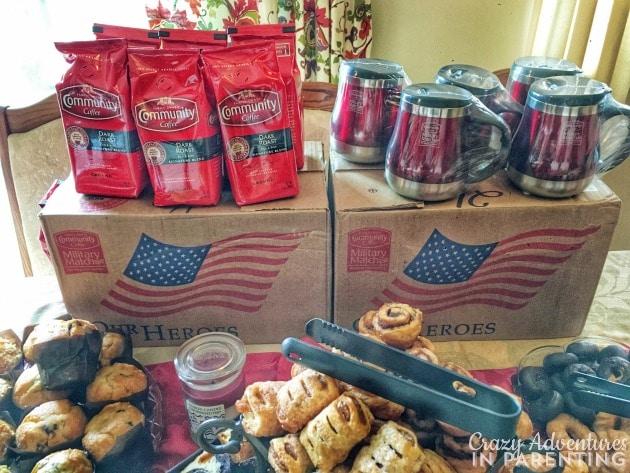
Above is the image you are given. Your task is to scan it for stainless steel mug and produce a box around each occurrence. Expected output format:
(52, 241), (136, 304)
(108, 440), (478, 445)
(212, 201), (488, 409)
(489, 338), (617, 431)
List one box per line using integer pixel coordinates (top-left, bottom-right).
(435, 64), (523, 136)
(506, 56), (581, 106)
(385, 83), (512, 201)
(331, 58), (410, 163)
(507, 76), (630, 198)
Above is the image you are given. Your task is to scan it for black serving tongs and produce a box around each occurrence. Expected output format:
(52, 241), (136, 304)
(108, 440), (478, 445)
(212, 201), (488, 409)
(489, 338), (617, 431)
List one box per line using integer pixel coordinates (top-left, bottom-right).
(569, 372), (630, 418)
(282, 318), (522, 440)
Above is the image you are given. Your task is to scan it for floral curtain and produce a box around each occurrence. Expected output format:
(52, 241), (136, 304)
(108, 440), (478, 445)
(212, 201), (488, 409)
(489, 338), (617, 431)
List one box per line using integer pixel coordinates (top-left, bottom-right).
(145, 0), (373, 83)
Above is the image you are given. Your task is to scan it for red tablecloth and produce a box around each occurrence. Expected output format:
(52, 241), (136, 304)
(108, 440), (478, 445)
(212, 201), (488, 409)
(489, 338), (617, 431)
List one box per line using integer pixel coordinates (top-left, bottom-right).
(146, 352), (516, 472)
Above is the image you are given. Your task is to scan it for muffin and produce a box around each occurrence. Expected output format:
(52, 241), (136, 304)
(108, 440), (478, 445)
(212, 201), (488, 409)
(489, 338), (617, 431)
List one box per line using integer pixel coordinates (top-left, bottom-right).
(82, 402), (153, 472)
(30, 448), (94, 473)
(12, 364), (71, 410)
(22, 319), (102, 391)
(15, 399), (87, 454)
(0, 329), (23, 375)
(85, 362), (148, 405)
(98, 331), (132, 367)
(0, 418), (15, 463)
(0, 377), (12, 409)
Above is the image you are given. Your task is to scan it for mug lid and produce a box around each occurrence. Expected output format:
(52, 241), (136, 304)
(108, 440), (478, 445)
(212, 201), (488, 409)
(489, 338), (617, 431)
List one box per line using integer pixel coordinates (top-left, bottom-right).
(341, 58), (407, 80)
(435, 64), (501, 95)
(512, 56), (582, 77)
(529, 76), (611, 106)
(402, 83), (473, 108)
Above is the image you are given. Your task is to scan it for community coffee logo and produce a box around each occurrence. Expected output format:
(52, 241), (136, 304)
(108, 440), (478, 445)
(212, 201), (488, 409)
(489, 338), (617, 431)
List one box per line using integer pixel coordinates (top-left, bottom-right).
(219, 90), (280, 126)
(54, 230), (107, 275)
(59, 85), (121, 120)
(135, 97), (198, 132)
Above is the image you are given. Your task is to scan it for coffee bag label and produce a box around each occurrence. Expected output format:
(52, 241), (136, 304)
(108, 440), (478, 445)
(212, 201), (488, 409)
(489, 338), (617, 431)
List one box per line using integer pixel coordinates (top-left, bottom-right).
(219, 90), (281, 126)
(135, 97), (199, 132)
(58, 85), (122, 120)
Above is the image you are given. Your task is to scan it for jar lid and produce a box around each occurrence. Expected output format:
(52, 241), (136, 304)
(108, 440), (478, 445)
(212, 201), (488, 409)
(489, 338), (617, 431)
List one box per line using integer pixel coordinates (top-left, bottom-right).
(342, 58), (406, 80)
(175, 333), (246, 389)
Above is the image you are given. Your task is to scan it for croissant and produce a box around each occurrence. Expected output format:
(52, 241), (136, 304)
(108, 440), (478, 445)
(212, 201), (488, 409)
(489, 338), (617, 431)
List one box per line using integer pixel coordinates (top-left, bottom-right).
(420, 449), (457, 473)
(234, 380), (285, 437)
(299, 393), (374, 471)
(349, 420), (425, 472)
(276, 368), (341, 433)
(267, 433), (314, 473)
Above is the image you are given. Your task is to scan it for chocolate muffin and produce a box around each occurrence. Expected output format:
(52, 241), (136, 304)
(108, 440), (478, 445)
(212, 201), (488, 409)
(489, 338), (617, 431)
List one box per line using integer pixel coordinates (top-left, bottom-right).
(30, 448), (94, 473)
(15, 399), (87, 454)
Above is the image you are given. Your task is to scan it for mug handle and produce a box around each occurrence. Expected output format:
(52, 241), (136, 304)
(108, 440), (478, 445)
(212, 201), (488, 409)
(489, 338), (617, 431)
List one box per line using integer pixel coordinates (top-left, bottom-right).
(464, 97), (512, 183)
(596, 95), (630, 175)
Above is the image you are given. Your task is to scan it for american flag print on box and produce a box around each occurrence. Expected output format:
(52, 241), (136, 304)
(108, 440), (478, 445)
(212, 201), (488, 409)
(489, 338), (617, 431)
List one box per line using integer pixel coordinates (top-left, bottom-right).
(372, 226), (600, 313)
(101, 231), (309, 317)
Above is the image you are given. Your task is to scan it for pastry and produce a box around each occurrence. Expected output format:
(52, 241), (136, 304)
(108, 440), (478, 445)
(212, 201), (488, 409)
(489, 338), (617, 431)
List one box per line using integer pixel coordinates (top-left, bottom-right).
(0, 329), (22, 375)
(22, 318), (102, 391)
(339, 383), (405, 421)
(406, 336), (439, 363)
(235, 380), (286, 437)
(420, 449), (457, 472)
(98, 331), (132, 366)
(268, 433), (314, 473)
(0, 418), (14, 463)
(299, 393), (374, 471)
(82, 401), (153, 472)
(276, 368), (341, 433)
(30, 448), (94, 473)
(350, 420), (425, 472)
(85, 362), (148, 405)
(358, 303), (423, 349)
(545, 413), (598, 454)
(12, 364), (71, 410)
(436, 432), (498, 473)
(592, 429), (629, 473)
(592, 412), (630, 433)
(15, 399), (87, 454)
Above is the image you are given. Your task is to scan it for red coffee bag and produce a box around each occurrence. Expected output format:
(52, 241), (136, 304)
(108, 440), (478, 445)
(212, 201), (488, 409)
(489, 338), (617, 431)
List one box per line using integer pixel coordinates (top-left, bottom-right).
(229, 24), (304, 169)
(201, 41), (299, 206)
(128, 49), (224, 206)
(55, 38), (149, 198)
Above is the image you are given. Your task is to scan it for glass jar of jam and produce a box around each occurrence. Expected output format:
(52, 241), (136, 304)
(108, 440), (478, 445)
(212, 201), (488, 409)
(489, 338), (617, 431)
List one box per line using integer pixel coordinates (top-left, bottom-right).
(174, 332), (246, 440)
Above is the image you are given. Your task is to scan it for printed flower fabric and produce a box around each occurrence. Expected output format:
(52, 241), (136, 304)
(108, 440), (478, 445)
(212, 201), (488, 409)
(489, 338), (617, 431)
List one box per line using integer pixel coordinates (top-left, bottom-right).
(145, 0), (373, 83)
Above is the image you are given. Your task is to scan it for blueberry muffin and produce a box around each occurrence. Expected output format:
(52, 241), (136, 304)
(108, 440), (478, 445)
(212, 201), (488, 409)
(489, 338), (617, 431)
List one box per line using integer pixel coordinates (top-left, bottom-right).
(12, 364), (71, 410)
(15, 399), (87, 454)
(22, 319), (102, 391)
(30, 448), (94, 473)
(85, 362), (148, 404)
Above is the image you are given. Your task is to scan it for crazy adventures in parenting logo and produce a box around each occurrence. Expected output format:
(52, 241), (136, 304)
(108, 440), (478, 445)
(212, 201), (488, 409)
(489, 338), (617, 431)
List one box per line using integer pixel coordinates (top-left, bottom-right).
(469, 432), (628, 470)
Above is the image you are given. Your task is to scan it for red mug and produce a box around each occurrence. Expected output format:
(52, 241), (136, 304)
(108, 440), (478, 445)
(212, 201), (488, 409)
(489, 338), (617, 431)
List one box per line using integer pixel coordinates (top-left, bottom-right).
(385, 84), (512, 201)
(331, 58), (410, 163)
(507, 76), (630, 198)
(506, 56), (581, 106)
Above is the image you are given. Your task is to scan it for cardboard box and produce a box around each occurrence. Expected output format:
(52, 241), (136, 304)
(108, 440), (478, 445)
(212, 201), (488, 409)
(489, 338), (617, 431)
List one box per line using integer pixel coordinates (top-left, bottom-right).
(40, 142), (331, 347)
(330, 156), (621, 341)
